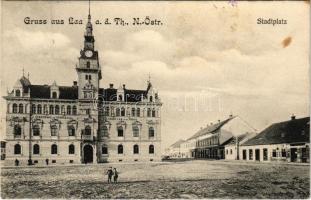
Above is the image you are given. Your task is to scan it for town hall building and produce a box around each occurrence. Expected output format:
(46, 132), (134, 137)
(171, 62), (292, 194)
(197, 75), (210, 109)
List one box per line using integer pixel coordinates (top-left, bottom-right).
(3, 11), (162, 165)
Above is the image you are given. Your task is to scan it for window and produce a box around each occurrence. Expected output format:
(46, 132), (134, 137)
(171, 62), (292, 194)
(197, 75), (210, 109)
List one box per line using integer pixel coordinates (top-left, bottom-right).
(150, 96), (153, 102)
(32, 104), (36, 114)
(242, 150), (247, 160)
(103, 126), (108, 137)
(117, 126), (123, 137)
(52, 92), (57, 99)
(152, 109), (156, 117)
(86, 61), (90, 68)
(133, 144), (139, 154)
(104, 107), (110, 116)
(230, 149), (233, 155)
(249, 149), (253, 160)
(51, 125), (58, 136)
(72, 106), (77, 115)
(86, 109), (90, 115)
(131, 108), (136, 117)
(149, 145), (154, 154)
(226, 149), (228, 155)
(89, 75), (92, 80)
(15, 89), (21, 97)
(147, 108), (151, 117)
(85, 74), (88, 80)
(14, 124), (22, 137)
(18, 104), (23, 113)
(149, 127), (155, 138)
(118, 95), (123, 101)
(116, 108), (120, 117)
(102, 145), (108, 154)
(33, 144), (40, 155)
(69, 144), (75, 154)
(136, 108), (140, 117)
(13, 104), (18, 113)
(14, 144), (21, 154)
(33, 125), (40, 136)
(272, 149), (277, 157)
(49, 105), (54, 115)
(133, 126), (139, 137)
(37, 105), (42, 114)
(263, 148), (268, 161)
(51, 144), (57, 154)
(55, 105), (60, 115)
(85, 126), (92, 135)
(67, 106), (71, 115)
(118, 144), (123, 154)
(68, 126), (75, 136)
(281, 149), (286, 157)
(121, 107), (125, 117)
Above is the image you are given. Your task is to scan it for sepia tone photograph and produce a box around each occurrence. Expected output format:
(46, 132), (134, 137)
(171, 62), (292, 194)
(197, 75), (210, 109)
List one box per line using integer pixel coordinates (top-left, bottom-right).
(0, 0), (310, 199)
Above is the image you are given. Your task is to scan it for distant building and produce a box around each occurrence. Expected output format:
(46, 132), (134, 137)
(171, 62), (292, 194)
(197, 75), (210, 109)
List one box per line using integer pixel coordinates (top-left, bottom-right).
(240, 116), (310, 163)
(1, 141), (6, 160)
(167, 139), (186, 158)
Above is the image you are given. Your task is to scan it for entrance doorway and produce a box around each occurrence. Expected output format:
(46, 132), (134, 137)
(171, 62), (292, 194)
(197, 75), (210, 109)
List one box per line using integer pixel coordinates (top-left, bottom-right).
(83, 144), (93, 163)
(255, 149), (260, 161)
(291, 148), (297, 162)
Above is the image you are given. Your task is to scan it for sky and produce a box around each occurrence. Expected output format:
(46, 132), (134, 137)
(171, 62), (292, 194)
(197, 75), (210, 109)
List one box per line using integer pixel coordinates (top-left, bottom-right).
(0, 1), (309, 150)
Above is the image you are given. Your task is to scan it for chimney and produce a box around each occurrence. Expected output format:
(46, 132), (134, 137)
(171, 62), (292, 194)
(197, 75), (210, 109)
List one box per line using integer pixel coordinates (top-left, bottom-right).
(291, 114), (296, 120)
(210, 122), (213, 125)
(109, 83), (114, 89)
(73, 81), (77, 86)
(229, 114), (233, 118)
(123, 84), (126, 89)
(218, 120), (221, 123)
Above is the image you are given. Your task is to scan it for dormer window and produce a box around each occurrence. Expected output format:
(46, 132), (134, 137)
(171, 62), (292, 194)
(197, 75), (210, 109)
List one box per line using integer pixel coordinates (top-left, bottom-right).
(118, 95), (123, 101)
(15, 89), (21, 97)
(52, 92), (57, 99)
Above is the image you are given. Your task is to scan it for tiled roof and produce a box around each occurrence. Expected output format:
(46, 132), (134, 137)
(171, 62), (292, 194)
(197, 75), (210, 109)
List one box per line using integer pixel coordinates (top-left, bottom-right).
(242, 117), (310, 146)
(170, 139), (186, 148)
(29, 85), (78, 100)
(99, 88), (147, 102)
(187, 116), (235, 141)
(222, 132), (255, 146)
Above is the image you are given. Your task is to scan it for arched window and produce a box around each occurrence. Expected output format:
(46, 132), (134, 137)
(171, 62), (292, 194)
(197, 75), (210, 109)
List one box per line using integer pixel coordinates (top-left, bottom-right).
(69, 144), (75, 154)
(52, 92), (57, 99)
(116, 108), (120, 117)
(147, 108), (151, 117)
(51, 144), (57, 154)
(121, 107), (125, 117)
(67, 105), (71, 115)
(49, 105), (54, 115)
(14, 144), (21, 154)
(32, 104), (36, 114)
(152, 109), (156, 117)
(85, 126), (91, 135)
(18, 104), (23, 113)
(149, 145), (154, 154)
(37, 105), (42, 114)
(102, 145), (108, 154)
(15, 89), (21, 97)
(51, 125), (58, 136)
(68, 126), (75, 136)
(33, 125), (40, 136)
(117, 126), (123, 137)
(103, 126), (108, 136)
(33, 144), (40, 155)
(118, 144), (123, 154)
(149, 127), (155, 138)
(150, 96), (153, 102)
(136, 108), (140, 117)
(133, 126), (139, 137)
(14, 124), (22, 137)
(72, 106), (77, 115)
(55, 105), (60, 115)
(133, 144), (139, 154)
(131, 108), (136, 117)
(118, 95), (123, 101)
(12, 104), (18, 113)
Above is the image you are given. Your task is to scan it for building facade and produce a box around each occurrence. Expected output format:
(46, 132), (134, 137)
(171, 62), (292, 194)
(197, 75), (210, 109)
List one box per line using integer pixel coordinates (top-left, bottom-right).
(3, 12), (162, 165)
(239, 116), (309, 163)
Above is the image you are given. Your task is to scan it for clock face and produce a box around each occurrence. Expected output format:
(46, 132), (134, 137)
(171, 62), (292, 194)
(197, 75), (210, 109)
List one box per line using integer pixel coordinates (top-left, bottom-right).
(85, 50), (93, 58)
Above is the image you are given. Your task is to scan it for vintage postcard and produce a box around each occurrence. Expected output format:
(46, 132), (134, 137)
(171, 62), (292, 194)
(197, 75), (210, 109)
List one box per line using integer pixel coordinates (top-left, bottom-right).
(0, 0), (309, 199)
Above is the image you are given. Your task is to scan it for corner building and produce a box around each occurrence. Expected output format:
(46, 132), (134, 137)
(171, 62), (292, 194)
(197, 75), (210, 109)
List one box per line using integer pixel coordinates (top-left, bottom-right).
(3, 13), (162, 165)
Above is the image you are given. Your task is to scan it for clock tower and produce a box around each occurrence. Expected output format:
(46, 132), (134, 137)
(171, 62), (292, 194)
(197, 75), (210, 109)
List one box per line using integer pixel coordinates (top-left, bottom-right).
(76, 11), (102, 100)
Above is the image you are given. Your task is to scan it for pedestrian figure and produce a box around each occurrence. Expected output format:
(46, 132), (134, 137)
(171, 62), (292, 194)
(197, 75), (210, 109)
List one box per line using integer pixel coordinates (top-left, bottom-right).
(106, 167), (113, 183)
(15, 159), (19, 166)
(113, 168), (118, 183)
(45, 158), (49, 165)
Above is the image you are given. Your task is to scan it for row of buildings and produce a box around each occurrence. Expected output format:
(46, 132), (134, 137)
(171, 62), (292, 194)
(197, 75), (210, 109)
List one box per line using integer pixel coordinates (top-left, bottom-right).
(2, 10), (162, 165)
(166, 115), (310, 163)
